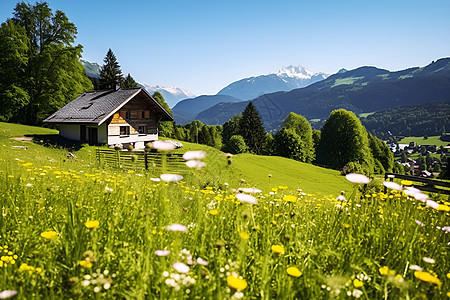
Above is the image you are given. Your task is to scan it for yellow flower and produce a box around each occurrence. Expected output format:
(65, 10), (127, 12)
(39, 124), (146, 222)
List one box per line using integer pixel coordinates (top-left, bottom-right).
(353, 279), (363, 288)
(414, 271), (442, 287)
(79, 259), (93, 268)
(379, 266), (389, 275)
(85, 220), (99, 229)
(436, 205), (450, 212)
(227, 275), (247, 290)
(239, 232), (250, 240)
(209, 209), (219, 215)
(41, 231), (58, 240)
(401, 180), (413, 186)
(283, 195), (297, 202)
(286, 267), (302, 277)
(343, 223), (350, 228)
(271, 187), (278, 192)
(271, 245), (285, 254)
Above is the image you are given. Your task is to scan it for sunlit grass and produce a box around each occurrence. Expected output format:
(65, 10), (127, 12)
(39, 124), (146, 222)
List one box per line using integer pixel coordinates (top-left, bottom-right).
(0, 122), (449, 299)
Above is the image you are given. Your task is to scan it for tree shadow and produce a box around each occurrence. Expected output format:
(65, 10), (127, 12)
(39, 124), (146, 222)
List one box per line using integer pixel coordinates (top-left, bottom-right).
(26, 134), (84, 151)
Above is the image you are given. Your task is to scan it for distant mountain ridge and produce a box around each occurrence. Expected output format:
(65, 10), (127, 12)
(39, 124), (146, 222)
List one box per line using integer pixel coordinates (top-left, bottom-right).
(138, 83), (195, 108)
(217, 65), (328, 100)
(196, 58), (450, 131)
(80, 59), (195, 107)
(172, 95), (242, 125)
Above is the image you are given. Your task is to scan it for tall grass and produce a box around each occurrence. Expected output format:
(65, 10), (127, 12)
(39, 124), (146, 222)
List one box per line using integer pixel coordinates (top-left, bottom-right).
(0, 122), (449, 299)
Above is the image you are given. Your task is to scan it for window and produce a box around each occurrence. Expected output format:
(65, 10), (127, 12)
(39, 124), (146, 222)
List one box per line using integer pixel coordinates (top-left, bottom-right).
(120, 126), (130, 136)
(119, 110), (129, 119)
(141, 111), (145, 119)
(144, 110), (150, 119)
(138, 125), (147, 135)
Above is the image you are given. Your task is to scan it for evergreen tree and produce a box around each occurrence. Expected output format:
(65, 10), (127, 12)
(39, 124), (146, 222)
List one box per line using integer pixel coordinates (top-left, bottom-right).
(99, 48), (123, 89)
(368, 133), (393, 173)
(312, 129), (321, 158)
(239, 102), (266, 154)
(0, 2), (92, 124)
(121, 73), (138, 88)
(316, 109), (374, 174)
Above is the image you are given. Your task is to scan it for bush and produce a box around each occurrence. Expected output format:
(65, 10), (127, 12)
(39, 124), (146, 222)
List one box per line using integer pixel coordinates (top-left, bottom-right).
(227, 135), (248, 154)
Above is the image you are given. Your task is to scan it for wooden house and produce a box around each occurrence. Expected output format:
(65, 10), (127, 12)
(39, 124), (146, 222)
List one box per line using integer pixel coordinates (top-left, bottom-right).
(43, 87), (173, 149)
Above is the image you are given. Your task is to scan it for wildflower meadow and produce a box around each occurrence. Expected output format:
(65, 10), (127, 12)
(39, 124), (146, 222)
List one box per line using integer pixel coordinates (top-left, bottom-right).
(0, 123), (449, 299)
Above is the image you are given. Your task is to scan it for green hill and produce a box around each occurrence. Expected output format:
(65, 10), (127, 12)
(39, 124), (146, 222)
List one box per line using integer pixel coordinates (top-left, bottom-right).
(1, 122), (350, 196)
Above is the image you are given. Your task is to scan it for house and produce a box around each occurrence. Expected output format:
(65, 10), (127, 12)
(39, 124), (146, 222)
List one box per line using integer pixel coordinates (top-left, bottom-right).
(43, 87), (173, 149)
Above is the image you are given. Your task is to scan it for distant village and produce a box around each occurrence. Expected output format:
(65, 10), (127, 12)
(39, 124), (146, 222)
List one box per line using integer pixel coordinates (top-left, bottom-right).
(387, 136), (450, 178)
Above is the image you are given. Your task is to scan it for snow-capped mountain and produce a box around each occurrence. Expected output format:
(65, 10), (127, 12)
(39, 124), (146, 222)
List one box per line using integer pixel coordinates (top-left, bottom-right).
(217, 65), (329, 101)
(138, 84), (195, 108)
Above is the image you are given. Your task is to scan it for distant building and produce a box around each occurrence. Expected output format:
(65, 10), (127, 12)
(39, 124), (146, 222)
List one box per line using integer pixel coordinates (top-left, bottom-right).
(43, 87), (173, 149)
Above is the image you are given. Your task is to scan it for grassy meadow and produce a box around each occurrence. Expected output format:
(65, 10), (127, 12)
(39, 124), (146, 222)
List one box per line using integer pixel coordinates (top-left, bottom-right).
(398, 136), (450, 148)
(0, 122), (449, 299)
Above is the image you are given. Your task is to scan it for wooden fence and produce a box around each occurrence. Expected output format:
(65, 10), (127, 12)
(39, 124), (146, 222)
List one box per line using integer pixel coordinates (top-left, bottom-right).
(96, 148), (186, 174)
(384, 172), (450, 195)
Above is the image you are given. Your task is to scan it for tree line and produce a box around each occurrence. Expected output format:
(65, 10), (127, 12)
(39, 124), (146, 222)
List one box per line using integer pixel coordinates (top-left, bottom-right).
(159, 102), (398, 176)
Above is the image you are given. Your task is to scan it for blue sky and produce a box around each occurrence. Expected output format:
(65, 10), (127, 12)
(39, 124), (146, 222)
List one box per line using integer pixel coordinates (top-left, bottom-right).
(1, 0), (449, 95)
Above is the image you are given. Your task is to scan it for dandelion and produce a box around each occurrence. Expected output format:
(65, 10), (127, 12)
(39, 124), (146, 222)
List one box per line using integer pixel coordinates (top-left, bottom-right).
(183, 151), (206, 160)
(414, 271), (442, 287)
(283, 195), (297, 202)
(173, 262), (190, 273)
(423, 257), (435, 264)
(401, 180), (413, 186)
(345, 173), (371, 184)
(151, 140), (177, 151)
(227, 275), (248, 290)
(166, 223), (188, 233)
(383, 181), (402, 191)
(150, 177), (161, 182)
(286, 267), (302, 277)
(154, 250), (171, 257)
(436, 204), (450, 211)
(353, 279), (363, 288)
(160, 174), (183, 183)
(235, 193), (257, 204)
(79, 260), (93, 268)
(185, 160), (206, 169)
(209, 209), (219, 215)
(415, 220), (424, 226)
(40, 231), (58, 240)
(85, 220), (99, 229)
(271, 245), (285, 254)
(379, 266), (389, 275)
(239, 232), (250, 240)
(336, 194), (347, 201)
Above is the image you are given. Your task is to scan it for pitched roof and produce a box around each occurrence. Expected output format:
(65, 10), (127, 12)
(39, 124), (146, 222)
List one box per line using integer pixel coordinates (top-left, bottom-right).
(43, 88), (173, 125)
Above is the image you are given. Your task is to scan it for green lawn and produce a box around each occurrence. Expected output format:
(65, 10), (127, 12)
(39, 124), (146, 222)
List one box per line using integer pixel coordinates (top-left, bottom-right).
(398, 135), (450, 147)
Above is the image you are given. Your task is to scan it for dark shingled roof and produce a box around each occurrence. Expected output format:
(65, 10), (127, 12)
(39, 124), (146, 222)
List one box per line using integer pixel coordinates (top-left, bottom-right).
(43, 88), (173, 125)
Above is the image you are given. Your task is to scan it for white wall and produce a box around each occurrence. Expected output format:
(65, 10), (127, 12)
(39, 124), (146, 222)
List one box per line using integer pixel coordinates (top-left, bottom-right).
(96, 123), (108, 144)
(59, 124), (80, 141)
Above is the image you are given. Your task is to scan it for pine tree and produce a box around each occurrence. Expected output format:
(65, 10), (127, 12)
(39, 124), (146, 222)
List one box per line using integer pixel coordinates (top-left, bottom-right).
(239, 102), (266, 154)
(121, 73), (137, 88)
(99, 49), (123, 89)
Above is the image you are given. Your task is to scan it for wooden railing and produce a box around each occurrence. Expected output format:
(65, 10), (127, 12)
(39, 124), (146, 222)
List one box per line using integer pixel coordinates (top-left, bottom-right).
(384, 172), (450, 195)
(96, 148), (186, 174)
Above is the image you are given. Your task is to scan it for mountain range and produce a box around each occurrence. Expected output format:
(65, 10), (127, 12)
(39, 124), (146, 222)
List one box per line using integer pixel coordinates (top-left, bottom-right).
(172, 65), (327, 124)
(217, 65), (328, 100)
(196, 58), (450, 131)
(137, 83), (195, 108)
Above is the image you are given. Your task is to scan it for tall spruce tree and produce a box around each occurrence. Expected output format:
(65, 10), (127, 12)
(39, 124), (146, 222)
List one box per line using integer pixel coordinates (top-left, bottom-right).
(0, 2), (93, 124)
(239, 102), (266, 154)
(121, 73), (137, 88)
(99, 49), (123, 89)
(316, 109), (374, 174)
